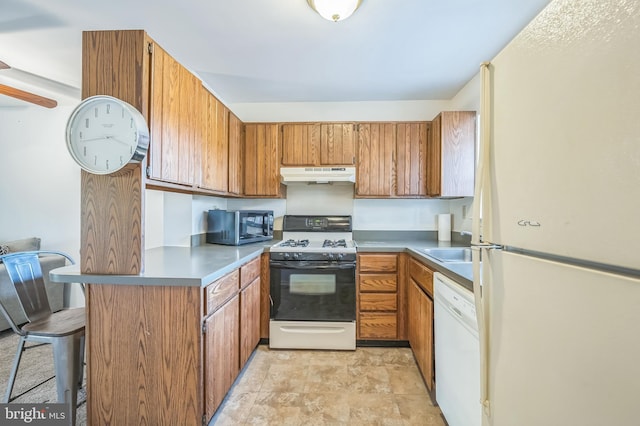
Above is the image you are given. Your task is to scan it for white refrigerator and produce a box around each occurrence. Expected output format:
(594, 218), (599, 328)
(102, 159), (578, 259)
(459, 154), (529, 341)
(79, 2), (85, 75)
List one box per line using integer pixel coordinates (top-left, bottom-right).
(472, 0), (640, 425)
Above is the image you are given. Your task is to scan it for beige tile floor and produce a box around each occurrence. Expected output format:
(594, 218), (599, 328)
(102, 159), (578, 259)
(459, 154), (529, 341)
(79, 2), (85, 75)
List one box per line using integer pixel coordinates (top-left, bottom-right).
(209, 345), (446, 425)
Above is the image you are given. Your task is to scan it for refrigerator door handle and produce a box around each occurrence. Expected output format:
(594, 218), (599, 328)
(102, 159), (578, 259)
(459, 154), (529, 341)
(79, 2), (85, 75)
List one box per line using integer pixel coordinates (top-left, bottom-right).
(471, 242), (502, 250)
(472, 61), (493, 418)
(472, 245), (492, 417)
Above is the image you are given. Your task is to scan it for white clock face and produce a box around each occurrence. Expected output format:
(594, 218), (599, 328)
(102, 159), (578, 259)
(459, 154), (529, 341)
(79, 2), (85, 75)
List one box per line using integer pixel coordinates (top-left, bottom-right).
(66, 96), (149, 174)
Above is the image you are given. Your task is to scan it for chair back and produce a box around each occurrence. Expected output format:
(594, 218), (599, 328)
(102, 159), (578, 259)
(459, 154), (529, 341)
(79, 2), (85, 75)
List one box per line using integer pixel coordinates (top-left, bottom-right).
(0, 251), (74, 332)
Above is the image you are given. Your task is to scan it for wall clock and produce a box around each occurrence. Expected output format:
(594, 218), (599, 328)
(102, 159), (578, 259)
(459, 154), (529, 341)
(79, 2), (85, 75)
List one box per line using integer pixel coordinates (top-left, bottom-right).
(65, 95), (149, 174)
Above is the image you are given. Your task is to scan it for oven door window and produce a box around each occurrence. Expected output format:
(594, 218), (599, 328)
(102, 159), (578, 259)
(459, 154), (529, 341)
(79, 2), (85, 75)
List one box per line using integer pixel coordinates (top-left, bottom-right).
(270, 262), (355, 322)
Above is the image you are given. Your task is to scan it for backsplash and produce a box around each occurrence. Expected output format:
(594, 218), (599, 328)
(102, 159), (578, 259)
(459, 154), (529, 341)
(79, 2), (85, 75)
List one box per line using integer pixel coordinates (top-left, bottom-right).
(145, 188), (473, 249)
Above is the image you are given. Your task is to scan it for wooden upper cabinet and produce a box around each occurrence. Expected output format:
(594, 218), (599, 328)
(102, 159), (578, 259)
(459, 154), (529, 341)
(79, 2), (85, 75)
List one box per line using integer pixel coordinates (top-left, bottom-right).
(244, 123), (283, 197)
(428, 111), (477, 197)
(396, 122), (429, 197)
(356, 123), (396, 197)
(281, 123), (354, 167)
(228, 112), (243, 196)
(200, 91), (229, 193)
(320, 123), (356, 165)
(149, 43), (197, 186)
(281, 123), (320, 166)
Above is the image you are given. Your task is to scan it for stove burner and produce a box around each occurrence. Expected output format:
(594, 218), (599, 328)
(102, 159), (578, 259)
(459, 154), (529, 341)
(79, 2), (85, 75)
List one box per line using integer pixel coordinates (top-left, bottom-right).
(323, 239), (347, 248)
(279, 239), (309, 248)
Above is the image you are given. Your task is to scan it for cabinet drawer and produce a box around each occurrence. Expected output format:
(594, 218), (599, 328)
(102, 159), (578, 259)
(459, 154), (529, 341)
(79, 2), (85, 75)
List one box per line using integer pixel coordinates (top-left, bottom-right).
(240, 257), (260, 289)
(359, 274), (397, 292)
(358, 254), (397, 273)
(359, 312), (398, 339)
(206, 270), (239, 314)
(360, 293), (397, 312)
(409, 258), (434, 296)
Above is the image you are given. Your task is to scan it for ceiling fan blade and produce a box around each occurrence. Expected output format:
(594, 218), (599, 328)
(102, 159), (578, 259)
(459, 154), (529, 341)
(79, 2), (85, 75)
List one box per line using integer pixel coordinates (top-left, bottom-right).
(0, 83), (57, 108)
(0, 59), (79, 102)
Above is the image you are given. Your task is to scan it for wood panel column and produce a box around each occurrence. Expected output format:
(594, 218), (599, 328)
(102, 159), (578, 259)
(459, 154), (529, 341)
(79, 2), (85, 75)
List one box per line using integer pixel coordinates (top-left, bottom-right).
(80, 30), (151, 274)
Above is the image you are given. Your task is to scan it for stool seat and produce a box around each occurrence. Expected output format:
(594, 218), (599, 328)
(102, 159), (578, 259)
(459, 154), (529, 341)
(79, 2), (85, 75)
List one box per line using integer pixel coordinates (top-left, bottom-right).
(22, 307), (85, 337)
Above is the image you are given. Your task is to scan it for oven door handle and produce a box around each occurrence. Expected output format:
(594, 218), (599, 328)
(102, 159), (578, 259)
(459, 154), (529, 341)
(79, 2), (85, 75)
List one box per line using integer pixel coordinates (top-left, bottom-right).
(269, 261), (356, 270)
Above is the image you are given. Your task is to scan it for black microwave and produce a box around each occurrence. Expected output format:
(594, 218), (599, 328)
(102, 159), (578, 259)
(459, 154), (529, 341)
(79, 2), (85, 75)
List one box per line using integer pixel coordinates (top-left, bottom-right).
(206, 210), (274, 246)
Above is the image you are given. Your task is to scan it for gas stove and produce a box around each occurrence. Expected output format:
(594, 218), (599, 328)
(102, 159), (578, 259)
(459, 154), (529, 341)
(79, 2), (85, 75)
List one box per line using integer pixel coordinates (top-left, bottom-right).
(269, 215), (357, 351)
(270, 215), (356, 261)
(271, 238), (356, 251)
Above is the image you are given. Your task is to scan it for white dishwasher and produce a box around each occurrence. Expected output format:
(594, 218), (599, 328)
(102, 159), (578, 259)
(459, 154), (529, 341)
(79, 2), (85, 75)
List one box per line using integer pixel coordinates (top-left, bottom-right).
(434, 272), (481, 426)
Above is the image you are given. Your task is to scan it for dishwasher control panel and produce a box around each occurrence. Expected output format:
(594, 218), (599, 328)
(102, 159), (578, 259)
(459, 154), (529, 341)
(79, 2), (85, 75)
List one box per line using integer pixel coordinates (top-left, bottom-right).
(434, 273), (477, 333)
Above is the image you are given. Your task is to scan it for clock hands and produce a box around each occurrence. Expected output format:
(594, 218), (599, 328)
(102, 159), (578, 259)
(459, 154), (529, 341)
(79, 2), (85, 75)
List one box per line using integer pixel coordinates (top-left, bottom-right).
(79, 135), (131, 147)
(108, 136), (131, 147)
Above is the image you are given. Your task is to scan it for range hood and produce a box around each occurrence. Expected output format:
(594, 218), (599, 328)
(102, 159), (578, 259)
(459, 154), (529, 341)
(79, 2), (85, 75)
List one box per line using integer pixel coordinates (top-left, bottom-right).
(280, 166), (356, 184)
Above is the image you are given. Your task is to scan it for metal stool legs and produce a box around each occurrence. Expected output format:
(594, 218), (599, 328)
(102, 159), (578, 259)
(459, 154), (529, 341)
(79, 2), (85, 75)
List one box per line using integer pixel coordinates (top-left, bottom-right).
(52, 332), (83, 426)
(3, 335), (27, 403)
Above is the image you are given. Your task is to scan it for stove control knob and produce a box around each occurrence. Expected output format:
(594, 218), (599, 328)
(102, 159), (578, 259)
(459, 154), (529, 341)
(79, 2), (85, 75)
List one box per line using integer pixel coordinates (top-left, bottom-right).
(328, 253), (335, 260)
(293, 253), (300, 259)
(337, 253), (344, 259)
(284, 253), (291, 259)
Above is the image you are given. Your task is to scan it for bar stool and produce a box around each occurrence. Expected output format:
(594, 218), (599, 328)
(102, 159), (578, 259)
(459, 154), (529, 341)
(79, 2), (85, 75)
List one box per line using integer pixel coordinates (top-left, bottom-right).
(0, 250), (85, 425)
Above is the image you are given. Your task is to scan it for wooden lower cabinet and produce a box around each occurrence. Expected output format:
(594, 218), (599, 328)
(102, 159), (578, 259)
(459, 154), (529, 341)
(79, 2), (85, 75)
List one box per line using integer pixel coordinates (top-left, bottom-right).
(86, 284), (202, 426)
(204, 257), (261, 421)
(407, 257), (435, 391)
(357, 253), (400, 340)
(239, 257), (261, 366)
(204, 295), (239, 420)
(85, 256), (262, 425)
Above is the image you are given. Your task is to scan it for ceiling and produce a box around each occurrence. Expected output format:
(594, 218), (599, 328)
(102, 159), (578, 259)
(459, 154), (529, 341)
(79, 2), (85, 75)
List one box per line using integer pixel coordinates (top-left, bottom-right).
(0, 0), (551, 107)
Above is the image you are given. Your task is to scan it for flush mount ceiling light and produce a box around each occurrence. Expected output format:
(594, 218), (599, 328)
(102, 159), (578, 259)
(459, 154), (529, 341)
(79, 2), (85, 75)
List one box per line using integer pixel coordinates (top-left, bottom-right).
(307, 0), (362, 22)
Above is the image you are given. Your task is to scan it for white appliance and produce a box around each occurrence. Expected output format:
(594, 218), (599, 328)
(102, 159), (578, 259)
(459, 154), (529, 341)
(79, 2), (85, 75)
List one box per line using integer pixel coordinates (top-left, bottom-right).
(280, 166), (356, 184)
(434, 273), (481, 426)
(472, 1), (640, 425)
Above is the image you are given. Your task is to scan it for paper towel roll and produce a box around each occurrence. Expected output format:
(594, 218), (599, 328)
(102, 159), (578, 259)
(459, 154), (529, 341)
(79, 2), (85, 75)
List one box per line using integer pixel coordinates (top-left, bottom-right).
(438, 214), (451, 242)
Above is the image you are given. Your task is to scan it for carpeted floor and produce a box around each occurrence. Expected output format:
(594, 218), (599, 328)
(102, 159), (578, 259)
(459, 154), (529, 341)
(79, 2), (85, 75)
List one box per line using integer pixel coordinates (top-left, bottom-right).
(0, 329), (86, 425)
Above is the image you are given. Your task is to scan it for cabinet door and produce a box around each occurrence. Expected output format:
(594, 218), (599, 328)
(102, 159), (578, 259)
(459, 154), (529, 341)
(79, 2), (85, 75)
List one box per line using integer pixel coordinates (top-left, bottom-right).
(149, 44), (197, 186)
(281, 123), (320, 166)
(356, 123), (395, 196)
(244, 123), (281, 196)
(204, 295), (240, 421)
(408, 278), (421, 360)
(200, 93), (229, 192)
(428, 111), (476, 197)
(396, 122), (428, 196)
(240, 277), (261, 367)
(408, 279), (434, 391)
(426, 114), (442, 196)
(228, 112), (243, 195)
(320, 123), (356, 165)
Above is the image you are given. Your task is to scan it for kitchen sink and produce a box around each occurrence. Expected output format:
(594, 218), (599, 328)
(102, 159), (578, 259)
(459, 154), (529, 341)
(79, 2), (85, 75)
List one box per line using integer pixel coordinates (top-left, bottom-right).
(420, 247), (472, 263)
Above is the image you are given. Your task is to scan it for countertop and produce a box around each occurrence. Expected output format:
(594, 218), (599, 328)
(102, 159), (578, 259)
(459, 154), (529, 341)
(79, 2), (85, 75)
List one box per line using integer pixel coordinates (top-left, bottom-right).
(50, 241), (271, 287)
(51, 237), (474, 291)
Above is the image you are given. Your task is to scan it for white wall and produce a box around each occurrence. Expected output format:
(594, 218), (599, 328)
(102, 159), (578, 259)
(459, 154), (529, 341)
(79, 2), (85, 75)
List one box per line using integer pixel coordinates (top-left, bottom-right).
(145, 190), (229, 249)
(0, 104), (84, 306)
(0, 105), (81, 256)
(448, 72), (481, 111)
